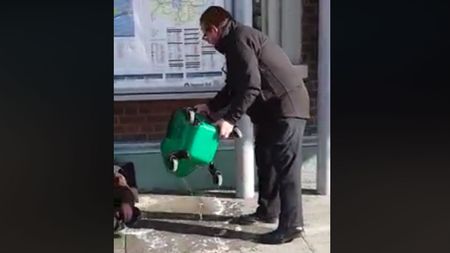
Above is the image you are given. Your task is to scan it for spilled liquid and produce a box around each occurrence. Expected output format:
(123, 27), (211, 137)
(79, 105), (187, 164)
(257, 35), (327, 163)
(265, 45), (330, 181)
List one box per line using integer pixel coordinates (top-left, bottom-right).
(180, 177), (194, 196)
(180, 176), (223, 222)
(180, 177), (204, 221)
(198, 203), (204, 221)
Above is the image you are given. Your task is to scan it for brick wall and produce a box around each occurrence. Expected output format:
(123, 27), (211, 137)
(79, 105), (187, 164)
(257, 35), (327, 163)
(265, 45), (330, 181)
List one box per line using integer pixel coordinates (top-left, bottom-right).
(302, 0), (319, 136)
(114, 1), (319, 142)
(114, 99), (207, 142)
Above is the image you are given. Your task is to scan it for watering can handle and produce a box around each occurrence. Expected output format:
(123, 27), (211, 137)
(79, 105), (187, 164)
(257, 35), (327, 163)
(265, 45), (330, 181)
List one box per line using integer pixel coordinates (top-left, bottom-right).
(230, 126), (243, 139)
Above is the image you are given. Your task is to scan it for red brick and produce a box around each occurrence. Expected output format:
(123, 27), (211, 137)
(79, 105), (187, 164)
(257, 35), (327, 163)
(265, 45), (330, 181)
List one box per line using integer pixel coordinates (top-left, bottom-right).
(124, 106), (138, 115)
(120, 115), (146, 124)
(303, 0), (318, 7)
(140, 124), (154, 132)
(144, 106), (171, 116)
(301, 0), (318, 136)
(115, 134), (147, 142)
(146, 114), (171, 123)
(114, 126), (124, 134)
(138, 105), (152, 114)
(123, 125), (139, 133)
(114, 105), (123, 115)
(148, 133), (165, 140)
(154, 123), (167, 132)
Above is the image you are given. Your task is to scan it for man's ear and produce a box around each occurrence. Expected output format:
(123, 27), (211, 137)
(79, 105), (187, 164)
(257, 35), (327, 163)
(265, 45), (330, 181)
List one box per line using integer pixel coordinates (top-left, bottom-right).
(211, 25), (219, 34)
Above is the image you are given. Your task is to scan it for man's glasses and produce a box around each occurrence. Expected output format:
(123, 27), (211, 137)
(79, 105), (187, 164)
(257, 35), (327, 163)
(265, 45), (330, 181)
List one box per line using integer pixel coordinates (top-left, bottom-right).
(221, 66), (227, 74)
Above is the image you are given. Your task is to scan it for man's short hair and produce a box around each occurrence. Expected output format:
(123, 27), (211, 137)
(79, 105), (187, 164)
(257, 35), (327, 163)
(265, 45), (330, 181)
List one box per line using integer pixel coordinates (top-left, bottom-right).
(200, 6), (233, 30)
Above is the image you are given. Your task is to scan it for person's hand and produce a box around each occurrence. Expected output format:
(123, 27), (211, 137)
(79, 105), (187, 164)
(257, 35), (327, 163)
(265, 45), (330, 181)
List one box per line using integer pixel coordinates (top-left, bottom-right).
(194, 103), (210, 116)
(115, 173), (128, 187)
(214, 119), (234, 139)
(121, 203), (133, 222)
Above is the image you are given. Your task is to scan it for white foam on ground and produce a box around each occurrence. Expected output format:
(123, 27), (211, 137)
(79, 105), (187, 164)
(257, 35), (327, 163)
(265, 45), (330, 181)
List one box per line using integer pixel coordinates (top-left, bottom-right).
(135, 195), (158, 208)
(205, 197), (225, 215)
(302, 225), (330, 236)
(200, 237), (230, 253)
(190, 237), (231, 253)
(119, 228), (169, 250)
(119, 227), (153, 237)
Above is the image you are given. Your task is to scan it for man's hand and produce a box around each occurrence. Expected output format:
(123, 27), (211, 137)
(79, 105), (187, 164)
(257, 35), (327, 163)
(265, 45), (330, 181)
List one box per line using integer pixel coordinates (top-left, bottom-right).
(194, 103), (210, 116)
(214, 119), (234, 139)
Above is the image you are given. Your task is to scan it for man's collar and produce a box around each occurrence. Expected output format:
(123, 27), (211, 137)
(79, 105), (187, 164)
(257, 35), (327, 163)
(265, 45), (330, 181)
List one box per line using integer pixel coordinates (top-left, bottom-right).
(214, 18), (237, 54)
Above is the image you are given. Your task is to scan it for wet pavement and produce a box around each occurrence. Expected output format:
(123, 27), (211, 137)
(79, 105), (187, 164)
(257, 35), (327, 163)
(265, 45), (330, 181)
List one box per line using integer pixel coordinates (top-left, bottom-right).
(114, 192), (330, 253)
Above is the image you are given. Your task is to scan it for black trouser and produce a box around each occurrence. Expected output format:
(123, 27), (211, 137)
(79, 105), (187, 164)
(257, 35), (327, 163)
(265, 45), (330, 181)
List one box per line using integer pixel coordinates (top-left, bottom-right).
(254, 118), (306, 229)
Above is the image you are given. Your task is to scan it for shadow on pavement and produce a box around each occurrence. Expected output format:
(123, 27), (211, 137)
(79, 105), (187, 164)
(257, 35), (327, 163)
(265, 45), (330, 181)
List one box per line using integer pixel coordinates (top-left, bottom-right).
(130, 218), (262, 243)
(140, 211), (235, 222)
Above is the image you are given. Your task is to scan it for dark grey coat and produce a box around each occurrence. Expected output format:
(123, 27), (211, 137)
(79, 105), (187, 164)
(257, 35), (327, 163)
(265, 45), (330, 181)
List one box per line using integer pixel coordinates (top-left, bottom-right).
(208, 20), (310, 124)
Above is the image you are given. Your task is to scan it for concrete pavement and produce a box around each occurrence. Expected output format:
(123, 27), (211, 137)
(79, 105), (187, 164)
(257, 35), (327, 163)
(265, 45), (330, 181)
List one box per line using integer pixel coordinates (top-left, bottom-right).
(114, 192), (329, 253)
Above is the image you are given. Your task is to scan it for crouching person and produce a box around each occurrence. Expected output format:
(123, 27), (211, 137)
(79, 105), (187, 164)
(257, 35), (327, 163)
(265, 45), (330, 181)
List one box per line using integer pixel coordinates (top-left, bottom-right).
(114, 165), (141, 232)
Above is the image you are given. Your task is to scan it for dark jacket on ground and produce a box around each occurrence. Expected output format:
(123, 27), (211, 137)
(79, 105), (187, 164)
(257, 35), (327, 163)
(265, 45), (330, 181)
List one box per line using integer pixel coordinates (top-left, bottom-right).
(113, 185), (135, 207)
(207, 19), (310, 125)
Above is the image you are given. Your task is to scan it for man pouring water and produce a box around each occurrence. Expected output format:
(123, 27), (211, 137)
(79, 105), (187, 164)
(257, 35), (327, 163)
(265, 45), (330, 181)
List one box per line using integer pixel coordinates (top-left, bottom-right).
(194, 6), (310, 244)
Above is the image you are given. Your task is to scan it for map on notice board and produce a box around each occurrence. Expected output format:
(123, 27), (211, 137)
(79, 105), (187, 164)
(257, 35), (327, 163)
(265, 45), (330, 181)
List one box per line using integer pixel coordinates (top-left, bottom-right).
(114, 0), (226, 93)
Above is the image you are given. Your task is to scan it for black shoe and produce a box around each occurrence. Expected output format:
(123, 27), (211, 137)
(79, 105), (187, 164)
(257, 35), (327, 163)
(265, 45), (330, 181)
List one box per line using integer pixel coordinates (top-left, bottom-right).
(232, 213), (278, 225)
(259, 227), (304, 244)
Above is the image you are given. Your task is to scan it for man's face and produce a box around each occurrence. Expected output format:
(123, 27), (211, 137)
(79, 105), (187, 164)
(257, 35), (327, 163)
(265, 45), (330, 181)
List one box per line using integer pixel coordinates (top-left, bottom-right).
(201, 24), (220, 45)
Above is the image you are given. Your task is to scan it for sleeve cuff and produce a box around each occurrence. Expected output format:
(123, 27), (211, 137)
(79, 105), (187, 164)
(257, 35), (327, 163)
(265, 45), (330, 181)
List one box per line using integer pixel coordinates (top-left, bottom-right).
(223, 113), (239, 125)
